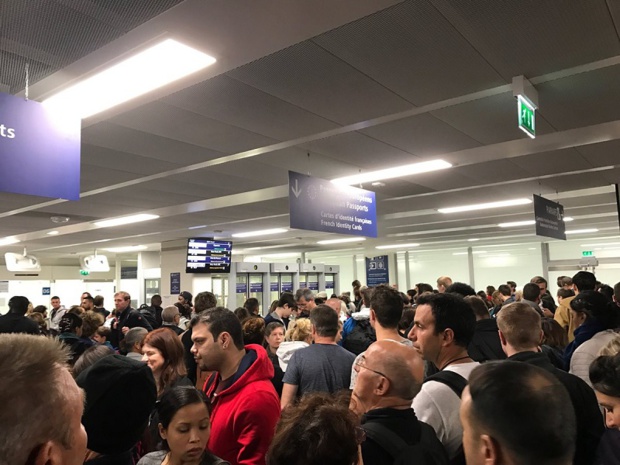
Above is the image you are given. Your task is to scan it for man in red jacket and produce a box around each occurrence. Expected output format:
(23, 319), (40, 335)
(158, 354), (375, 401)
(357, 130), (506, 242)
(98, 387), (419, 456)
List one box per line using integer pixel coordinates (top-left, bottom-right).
(191, 307), (280, 465)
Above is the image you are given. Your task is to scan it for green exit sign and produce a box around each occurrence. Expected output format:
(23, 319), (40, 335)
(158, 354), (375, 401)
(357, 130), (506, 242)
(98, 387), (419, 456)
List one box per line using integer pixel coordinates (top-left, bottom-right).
(518, 96), (536, 138)
(80, 269), (90, 276)
(582, 250), (594, 257)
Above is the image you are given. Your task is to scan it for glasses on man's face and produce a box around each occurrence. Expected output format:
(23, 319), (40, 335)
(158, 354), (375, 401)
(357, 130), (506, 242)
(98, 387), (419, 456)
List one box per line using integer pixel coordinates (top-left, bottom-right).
(355, 355), (388, 378)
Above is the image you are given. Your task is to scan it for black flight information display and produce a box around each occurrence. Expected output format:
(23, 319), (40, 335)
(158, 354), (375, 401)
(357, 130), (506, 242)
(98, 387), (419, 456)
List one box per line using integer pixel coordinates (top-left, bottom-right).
(186, 238), (232, 273)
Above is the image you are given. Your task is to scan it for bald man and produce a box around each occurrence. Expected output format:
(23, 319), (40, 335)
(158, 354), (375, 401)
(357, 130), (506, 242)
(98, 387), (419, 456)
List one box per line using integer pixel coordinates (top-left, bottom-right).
(351, 341), (448, 465)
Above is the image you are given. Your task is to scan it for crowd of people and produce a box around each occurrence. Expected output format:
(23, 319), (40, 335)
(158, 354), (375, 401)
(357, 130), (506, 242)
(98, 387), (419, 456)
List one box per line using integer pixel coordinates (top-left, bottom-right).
(1, 271), (620, 465)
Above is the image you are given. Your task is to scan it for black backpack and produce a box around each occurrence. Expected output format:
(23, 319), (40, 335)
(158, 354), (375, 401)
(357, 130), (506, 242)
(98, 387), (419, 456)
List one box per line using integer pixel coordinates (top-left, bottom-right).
(343, 319), (376, 355)
(138, 304), (158, 330)
(423, 371), (468, 465)
(363, 421), (449, 465)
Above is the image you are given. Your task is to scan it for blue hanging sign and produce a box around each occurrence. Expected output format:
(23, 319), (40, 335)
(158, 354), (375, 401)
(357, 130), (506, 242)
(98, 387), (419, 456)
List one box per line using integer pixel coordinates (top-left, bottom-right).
(249, 282), (263, 293)
(236, 283), (248, 294)
(170, 272), (181, 294)
(0, 92), (80, 200)
(289, 171), (377, 238)
(366, 255), (389, 287)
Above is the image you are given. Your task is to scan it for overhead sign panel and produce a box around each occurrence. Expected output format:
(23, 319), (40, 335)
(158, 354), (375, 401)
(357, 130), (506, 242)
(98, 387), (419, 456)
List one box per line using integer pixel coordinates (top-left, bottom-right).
(0, 92), (80, 200)
(366, 255), (389, 286)
(533, 194), (566, 240)
(288, 171), (377, 238)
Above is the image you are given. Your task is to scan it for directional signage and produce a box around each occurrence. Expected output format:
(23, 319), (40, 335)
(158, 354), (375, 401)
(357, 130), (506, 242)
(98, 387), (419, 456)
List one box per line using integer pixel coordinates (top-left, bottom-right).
(0, 92), (81, 200)
(289, 171), (377, 238)
(170, 272), (181, 294)
(533, 195), (566, 240)
(366, 255), (389, 287)
(517, 96), (535, 138)
(582, 250), (594, 257)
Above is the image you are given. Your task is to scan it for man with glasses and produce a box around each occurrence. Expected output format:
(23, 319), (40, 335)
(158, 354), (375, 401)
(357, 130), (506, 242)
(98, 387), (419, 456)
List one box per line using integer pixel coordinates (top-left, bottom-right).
(351, 340), (448, 465)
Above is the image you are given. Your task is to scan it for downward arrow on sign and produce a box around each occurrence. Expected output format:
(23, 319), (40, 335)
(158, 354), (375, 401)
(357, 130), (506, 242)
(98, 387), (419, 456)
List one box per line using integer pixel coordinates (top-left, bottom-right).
(291, 179), (302, 198)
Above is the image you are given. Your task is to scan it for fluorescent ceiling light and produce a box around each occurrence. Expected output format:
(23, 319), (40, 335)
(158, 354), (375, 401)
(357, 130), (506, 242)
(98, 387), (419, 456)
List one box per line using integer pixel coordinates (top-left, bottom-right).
(103, 245), (147, 253)
(0, 237), (20, 247)
(232, 228), (288, 238)
(467, 238), (479, 242)
(317, 237), (366, 245)
(581, 242), (620, 247)
(94, 214), (159, 228)
(566, 229), (599, 235)
(438, 198), (532, 214)
(188, 225), (207, 230)
(331, 160), (452, 185)
(453, 251), (487, 256)
(376, 243), (420, 250)
(43, 39), (216, 118)
(47, 231), (59, 235)
(498, 220), (536, 228)
(563, 217), (574, 222)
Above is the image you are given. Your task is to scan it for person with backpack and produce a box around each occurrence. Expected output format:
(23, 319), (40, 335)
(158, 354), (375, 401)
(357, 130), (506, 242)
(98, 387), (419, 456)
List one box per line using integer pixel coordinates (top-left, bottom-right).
(408, 293), (478, 464)
(342, 286), (376, 355)
(351, 340), (449, 465)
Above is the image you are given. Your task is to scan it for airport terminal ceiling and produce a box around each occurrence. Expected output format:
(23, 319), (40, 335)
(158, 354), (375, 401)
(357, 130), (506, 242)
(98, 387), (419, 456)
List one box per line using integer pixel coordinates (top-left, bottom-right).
(1, 0), (620, 265)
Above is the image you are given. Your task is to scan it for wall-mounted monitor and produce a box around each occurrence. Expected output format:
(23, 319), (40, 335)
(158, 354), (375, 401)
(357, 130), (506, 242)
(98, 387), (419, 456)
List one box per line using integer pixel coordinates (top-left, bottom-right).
(186, 238), (232, 273)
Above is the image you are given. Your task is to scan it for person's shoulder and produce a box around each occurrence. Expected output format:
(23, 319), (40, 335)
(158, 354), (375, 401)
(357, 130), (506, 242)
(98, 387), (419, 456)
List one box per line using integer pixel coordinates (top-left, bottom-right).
(137, 450), (166, 465)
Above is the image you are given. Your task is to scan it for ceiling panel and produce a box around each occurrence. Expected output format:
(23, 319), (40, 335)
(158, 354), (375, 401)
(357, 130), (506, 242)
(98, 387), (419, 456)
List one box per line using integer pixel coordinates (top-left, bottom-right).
(109, 102), (279, 154)
(82, 122), (226, 166)
(509, 148), (593, 177)
(312, 0), (506, 105)
(431, 0), (620, 80)
(81, 144), (182, 174)
(360, 114), (482, 155)
(0, 0), (184, 93)
(226, 41), (413, 125)
(163, 75), (340, 141)
(577, 140), (620, 167)
(537, 65), (620, 130)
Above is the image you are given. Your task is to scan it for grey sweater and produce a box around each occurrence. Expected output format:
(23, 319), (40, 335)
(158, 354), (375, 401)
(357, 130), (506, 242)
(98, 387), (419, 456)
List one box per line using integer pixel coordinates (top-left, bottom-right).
(137, 450), (229, 465)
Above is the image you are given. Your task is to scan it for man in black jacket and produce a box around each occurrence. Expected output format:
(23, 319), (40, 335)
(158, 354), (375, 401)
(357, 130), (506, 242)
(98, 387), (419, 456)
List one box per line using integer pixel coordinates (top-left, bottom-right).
(466, 295), (505, 362)
(497, 302), (603, 465)
(351, 340), (448, 465)
(0, 296), (39, 335)
(110, 291), (152, 349)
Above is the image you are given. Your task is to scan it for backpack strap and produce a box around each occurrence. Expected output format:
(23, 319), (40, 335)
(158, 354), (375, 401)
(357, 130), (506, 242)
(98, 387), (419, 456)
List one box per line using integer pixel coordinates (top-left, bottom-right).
(362, 422), (411, 460)
(424, 370), (467, 398)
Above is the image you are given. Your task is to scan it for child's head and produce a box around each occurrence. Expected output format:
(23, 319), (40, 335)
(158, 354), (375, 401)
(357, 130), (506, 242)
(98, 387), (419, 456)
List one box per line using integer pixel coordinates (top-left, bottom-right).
(93, 326), (111, 344)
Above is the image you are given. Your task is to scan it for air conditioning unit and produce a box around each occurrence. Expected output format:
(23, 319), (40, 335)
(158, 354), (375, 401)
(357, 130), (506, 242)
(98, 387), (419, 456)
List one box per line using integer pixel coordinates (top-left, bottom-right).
(80, 254), (110, 272)
(5, 252), (41, 272)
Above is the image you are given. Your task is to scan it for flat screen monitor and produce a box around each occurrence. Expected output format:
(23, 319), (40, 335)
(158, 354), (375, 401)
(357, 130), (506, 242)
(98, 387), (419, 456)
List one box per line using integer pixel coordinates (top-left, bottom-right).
(186, 238), (232, 273)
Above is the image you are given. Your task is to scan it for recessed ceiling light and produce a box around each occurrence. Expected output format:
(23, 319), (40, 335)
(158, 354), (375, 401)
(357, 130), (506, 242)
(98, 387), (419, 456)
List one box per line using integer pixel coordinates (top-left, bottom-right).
(580, 242), (620, 247)
(467, 238), (480, 242)
(317, 237), (366, 245)
(43, 39), (216, 118)
(103, 245), (147, 253)
(331, 160), (452, 185)
(498, 220), (536, 228)
(563, 217), (574, 222)
(371, 182), (386, 187)
(438, 198), (532, 214)
(0, 237), (20, 246)
(566, 229), (599, 235)
(188, 225), (207, 230)
(94, 214), (159, 228)
(376, 243), (420, 250)
(47, 231), (59, 236)
(232, 228), (288, 238)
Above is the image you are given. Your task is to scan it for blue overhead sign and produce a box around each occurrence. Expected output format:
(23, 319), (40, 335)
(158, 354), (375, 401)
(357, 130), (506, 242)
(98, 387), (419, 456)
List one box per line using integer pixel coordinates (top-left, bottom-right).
(0, 92), (80, 200)
(366, 255), (389, 287)
(288, 171), (377, 238)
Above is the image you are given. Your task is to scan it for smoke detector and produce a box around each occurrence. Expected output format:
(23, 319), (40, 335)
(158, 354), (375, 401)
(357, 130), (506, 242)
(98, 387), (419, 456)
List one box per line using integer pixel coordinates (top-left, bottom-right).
(50, 216), (70, 224)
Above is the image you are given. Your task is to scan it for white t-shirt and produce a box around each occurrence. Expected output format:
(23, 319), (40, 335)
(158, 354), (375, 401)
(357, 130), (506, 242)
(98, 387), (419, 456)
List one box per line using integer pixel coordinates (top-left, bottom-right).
(412, 362), (479, 459)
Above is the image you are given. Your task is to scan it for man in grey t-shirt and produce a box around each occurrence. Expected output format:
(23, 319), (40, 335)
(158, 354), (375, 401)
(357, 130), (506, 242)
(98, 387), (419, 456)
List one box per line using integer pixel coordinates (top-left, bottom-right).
(281, 305), (355, 409)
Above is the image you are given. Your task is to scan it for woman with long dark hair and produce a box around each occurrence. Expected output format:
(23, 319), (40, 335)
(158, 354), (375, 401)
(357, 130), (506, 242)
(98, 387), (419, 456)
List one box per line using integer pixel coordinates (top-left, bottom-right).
(138, 386), (228, 465)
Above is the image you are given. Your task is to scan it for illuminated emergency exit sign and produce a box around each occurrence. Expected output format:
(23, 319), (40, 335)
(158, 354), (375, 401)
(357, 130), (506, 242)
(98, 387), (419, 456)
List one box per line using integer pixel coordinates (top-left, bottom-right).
(582, 250), (594, 257)
(518, 96), (535, 138)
